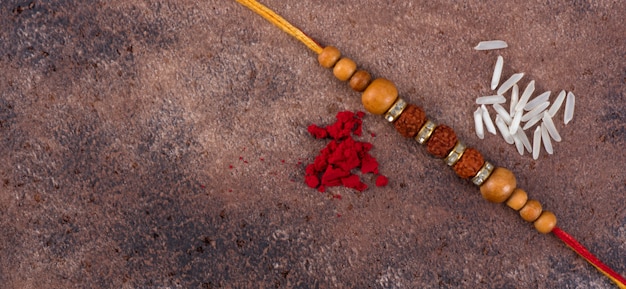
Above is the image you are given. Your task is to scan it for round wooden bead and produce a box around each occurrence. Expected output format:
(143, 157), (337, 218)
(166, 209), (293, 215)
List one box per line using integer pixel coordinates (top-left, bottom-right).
(453, 148), (484, 179)
(361, 78), (398, 115)
(519, 199), (542, 222)
(506, 188), (528, 211)
(479, 167), (516, 203)
(534, 211), (557, 234)
(333, 58), (357, 81)
(426, 125), (457, 158)
(318, 46), (341, 68)
(349, 70), (371, 92)
(394, 104), (427, 138)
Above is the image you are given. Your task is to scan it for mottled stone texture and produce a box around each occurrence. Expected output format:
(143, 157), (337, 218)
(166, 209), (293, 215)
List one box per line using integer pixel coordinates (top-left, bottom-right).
(0, 0), (625, 288)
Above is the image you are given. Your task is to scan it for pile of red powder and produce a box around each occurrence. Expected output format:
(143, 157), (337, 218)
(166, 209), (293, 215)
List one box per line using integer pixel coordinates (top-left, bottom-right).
(305, 111), (388, 192)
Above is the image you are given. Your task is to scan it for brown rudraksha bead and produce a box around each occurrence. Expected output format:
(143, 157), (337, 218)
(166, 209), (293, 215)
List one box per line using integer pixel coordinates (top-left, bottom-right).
(393, 104), (427, 138)
(426, 125), (457, 158)
(453, 147), (484, 179)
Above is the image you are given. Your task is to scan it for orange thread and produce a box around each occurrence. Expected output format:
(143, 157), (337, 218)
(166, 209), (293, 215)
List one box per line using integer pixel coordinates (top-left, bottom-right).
(234, 0), (323, 54)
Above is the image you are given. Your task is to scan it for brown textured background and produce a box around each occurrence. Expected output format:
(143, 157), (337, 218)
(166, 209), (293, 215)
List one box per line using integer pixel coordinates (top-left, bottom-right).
(1, 1), (625, 288)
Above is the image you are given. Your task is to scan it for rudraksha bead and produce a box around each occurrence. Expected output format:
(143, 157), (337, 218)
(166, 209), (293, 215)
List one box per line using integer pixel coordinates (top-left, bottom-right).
(426, 125), (457, 158)
(453, 148), (484, 179)
(394, 104), (427, 138)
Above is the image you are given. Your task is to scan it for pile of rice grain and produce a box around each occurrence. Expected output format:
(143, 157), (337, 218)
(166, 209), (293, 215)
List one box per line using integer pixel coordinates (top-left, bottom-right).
(473, 41), (575, 159)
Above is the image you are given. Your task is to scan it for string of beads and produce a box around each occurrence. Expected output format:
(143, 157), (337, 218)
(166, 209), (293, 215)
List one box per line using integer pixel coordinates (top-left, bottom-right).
(318, 46), (558, 234)
(232, 1), (626, 286)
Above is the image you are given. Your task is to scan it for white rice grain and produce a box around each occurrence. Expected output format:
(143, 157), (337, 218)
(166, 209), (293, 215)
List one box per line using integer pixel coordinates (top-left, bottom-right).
(474, 107), (484, 139)
(521, 101), (550, 122)
(541, 124), (554, 154)
(516, 128), (532, 153)
(515, 80), (535, 111)
(510, 84), (519, 116)
(491, 55), (504, 90)
(509, 110), (523, 135)
(524, 91), (551, 111)
(522, 113), (543, 131)
(512, 133), (525, 156)
(533, 126), (542, 160)
(493, 103), (512, 124)
(548, 90), (566, 117)
(474, 40), (508, 50)
(481, 105), (497, 135)
(496, 116), (514, 144)
(542, 112), (562, 142)
(476, 95), (506, 105)
(497, 73), (524, 96)
(564, 91), (575, 124)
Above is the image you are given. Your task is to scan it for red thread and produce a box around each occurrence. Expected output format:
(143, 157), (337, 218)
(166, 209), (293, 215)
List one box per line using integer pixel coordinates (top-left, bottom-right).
(552, 227), (626, 287)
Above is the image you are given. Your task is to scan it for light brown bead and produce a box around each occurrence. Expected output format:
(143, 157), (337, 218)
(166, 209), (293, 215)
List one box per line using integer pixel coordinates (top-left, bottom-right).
(479, 167), (516, 203)
(506, 188), (528, 211)
(361, 78), (398, 115)
(318, 46), (341, 68)
(349, 70), (371, 92)
(520, 199), (542, 222)
(534, 211), (557, 234)
(333, 58), (357, 81)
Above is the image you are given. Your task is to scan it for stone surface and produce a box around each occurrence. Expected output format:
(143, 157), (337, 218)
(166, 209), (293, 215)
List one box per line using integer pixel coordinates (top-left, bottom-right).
(0, 0), (625, 288)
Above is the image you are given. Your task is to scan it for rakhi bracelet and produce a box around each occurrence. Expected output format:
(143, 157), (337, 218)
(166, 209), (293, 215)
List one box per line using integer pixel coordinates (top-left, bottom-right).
(234, 0), (626, 287)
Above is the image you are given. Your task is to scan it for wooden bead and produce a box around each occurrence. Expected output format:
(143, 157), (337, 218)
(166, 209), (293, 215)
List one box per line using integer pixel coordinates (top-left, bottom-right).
(426, 125), (457, 158)
(361, 78), (398, 115)
(453, 148), (484, 179)
(520, 199), (542, 222)
(534, 211), (557, 234)
(506, 188), (528, 211)
(349, 70), (371, 92)
(479, 167), (516, 203)
(333, 58), (357, 81)
(318, 46), (341, 68)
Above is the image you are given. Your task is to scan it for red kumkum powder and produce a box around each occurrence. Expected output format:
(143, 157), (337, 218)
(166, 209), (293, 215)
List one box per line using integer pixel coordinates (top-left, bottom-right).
(305, 111), (388, 192)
